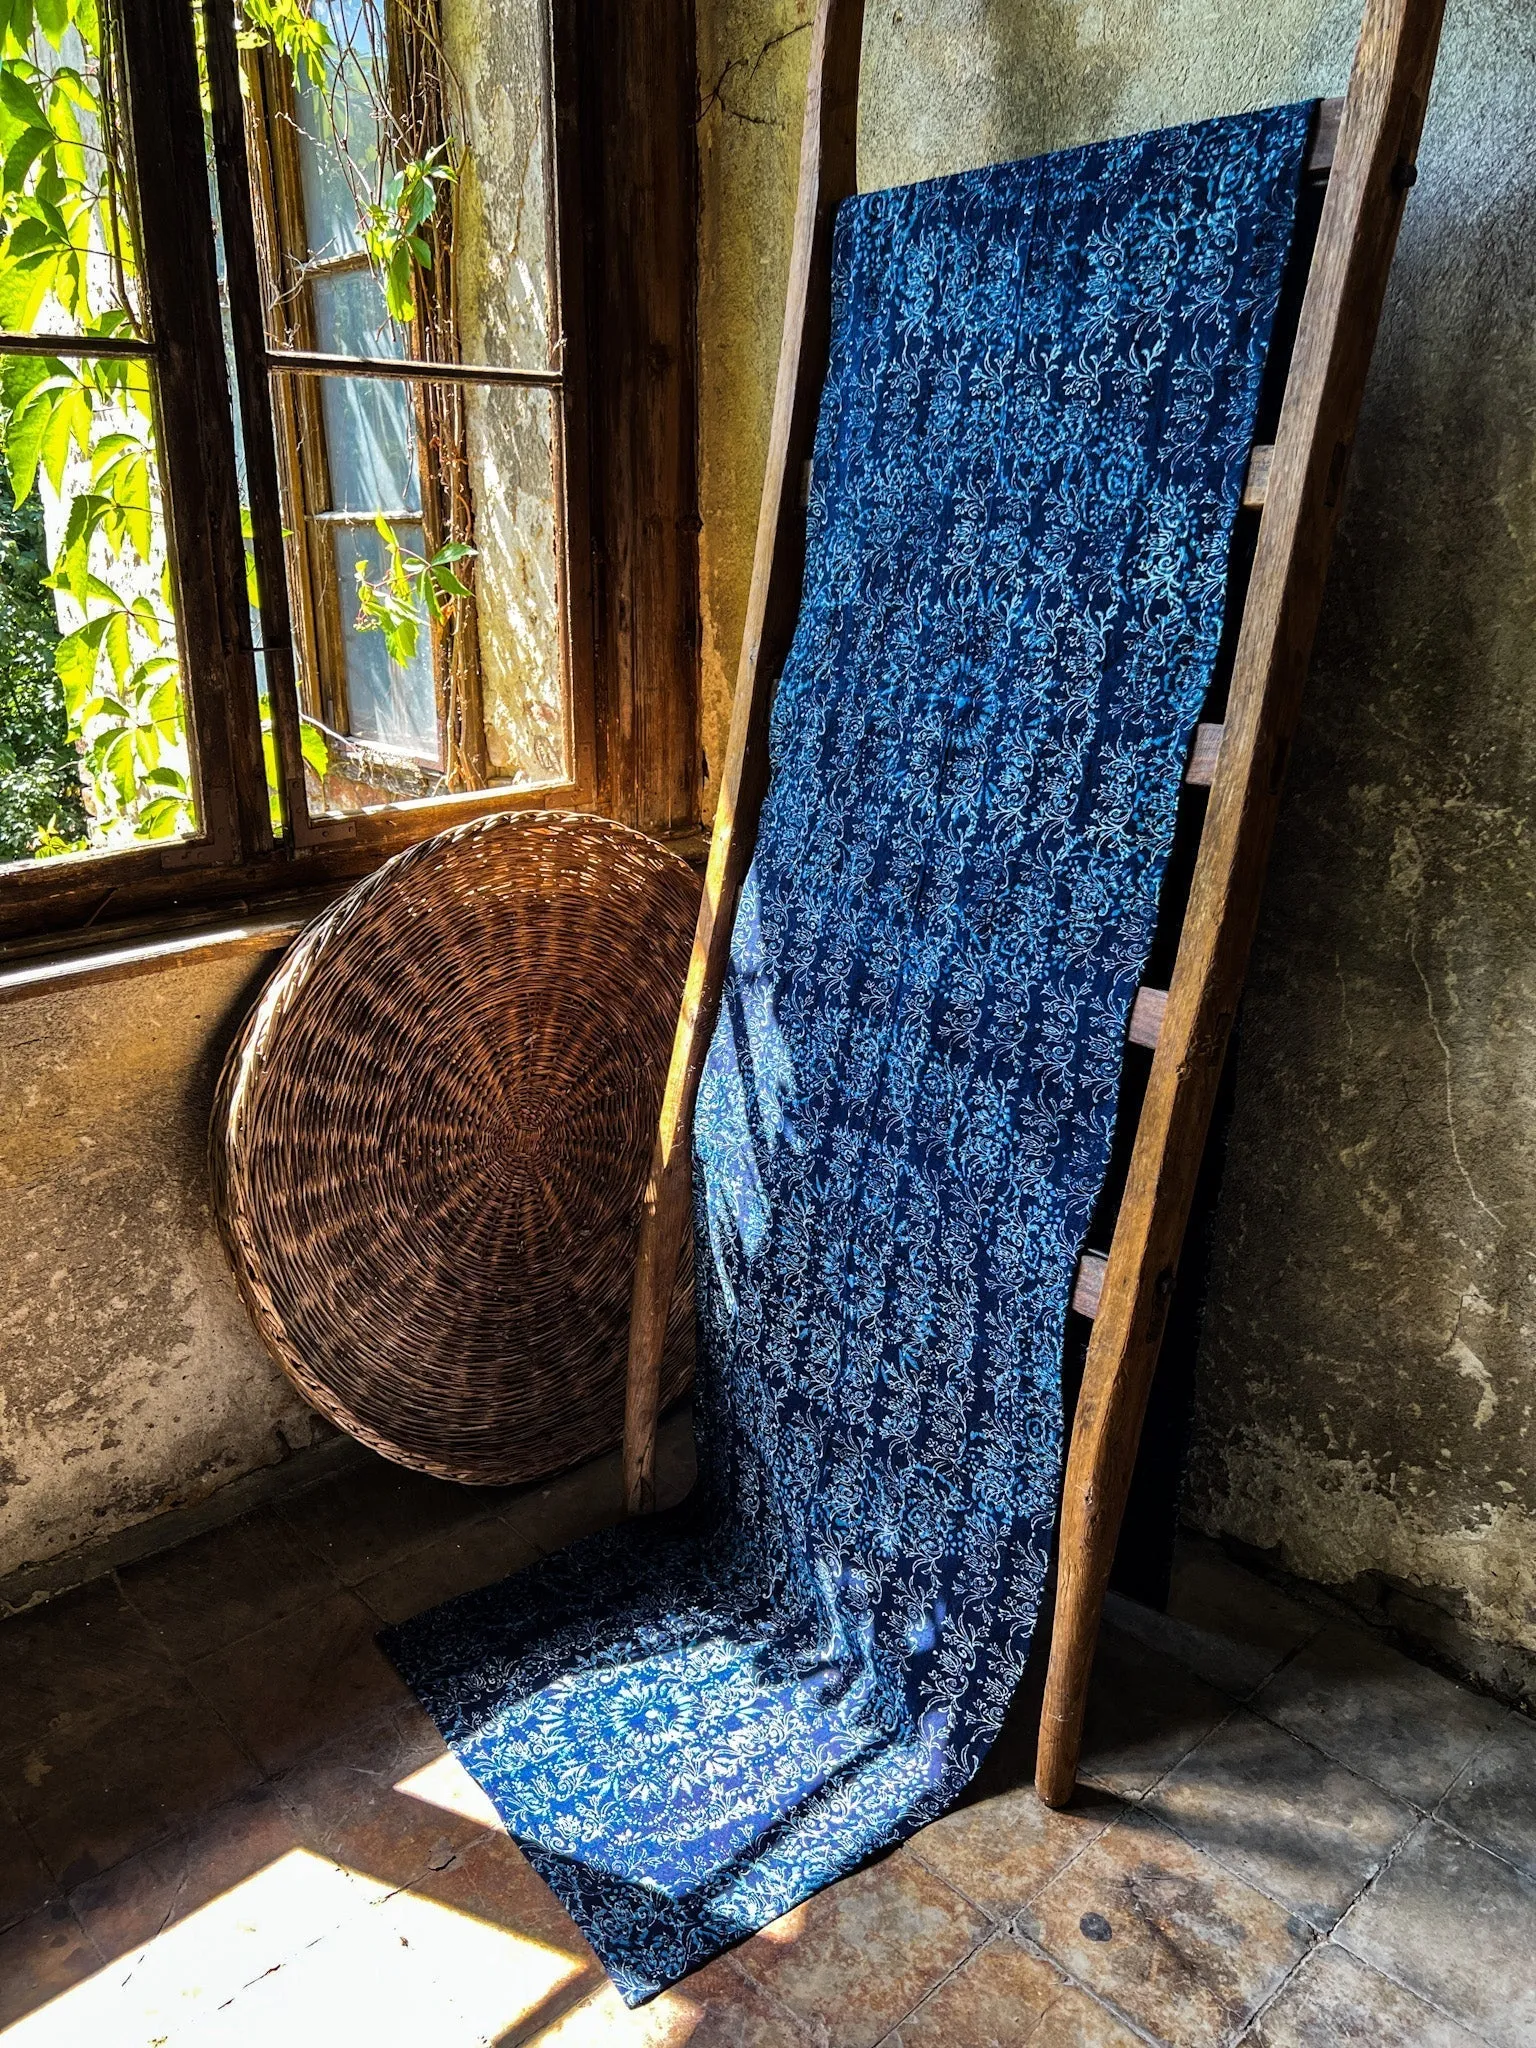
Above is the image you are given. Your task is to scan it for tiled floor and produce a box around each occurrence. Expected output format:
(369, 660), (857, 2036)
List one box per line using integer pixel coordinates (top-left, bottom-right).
(2, 1413), (1533, 2046)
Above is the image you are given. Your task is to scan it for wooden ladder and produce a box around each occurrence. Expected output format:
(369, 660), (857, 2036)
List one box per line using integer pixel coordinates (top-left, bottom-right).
(622, 0), (1445, 1812)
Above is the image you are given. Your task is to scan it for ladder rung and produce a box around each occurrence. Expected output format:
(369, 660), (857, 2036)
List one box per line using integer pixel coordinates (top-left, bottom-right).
(1308, 97), (1343, 176)
(1072, 1249), (1109, 1319)
(1128, 984), (1167, 1051)
(1186, 720), (1223, 786)
(1243, 443), (1273, 509)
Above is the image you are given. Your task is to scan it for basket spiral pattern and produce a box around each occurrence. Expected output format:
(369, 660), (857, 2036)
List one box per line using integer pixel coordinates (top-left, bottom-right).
(211, 810), (700, 1485)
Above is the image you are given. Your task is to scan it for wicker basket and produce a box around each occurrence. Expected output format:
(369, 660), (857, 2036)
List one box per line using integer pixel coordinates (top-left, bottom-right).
(211, 810), (699, 1486)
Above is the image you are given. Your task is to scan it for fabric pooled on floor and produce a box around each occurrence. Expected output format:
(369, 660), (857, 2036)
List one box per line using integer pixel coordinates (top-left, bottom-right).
(381, 100), (1313, 2005)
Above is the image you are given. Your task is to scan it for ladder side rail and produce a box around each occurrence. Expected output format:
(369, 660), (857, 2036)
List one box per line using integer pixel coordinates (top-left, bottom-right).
(1036, 0), (1444, 1807)
(623, 0), (867, 1513)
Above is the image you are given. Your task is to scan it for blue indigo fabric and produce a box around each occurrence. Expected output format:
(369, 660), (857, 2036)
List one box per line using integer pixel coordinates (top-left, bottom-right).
(382, 101), (1312, 2005)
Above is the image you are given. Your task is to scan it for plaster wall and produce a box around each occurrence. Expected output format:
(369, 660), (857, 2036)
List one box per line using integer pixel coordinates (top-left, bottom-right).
(0, 956), (329, 1580)
(697, 1), (1536, 1678)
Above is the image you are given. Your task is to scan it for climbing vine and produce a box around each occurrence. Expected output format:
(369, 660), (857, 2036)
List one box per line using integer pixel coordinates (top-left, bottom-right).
(0, 0), (469, 859)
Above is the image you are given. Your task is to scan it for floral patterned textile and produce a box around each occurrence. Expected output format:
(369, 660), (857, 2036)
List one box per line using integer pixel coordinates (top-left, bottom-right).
(381, 102), (1311, 2005)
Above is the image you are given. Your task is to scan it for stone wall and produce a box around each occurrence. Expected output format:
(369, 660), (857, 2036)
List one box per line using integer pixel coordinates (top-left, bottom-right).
(696, 0), (1536, 1686)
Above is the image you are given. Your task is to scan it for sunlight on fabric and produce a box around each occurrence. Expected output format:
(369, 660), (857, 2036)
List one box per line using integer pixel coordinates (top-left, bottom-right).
(2, 1847), (587, 2047)
(695, 867), (801, 1310)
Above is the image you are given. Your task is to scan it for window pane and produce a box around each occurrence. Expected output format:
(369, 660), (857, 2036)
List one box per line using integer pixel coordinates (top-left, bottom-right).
(466, 381), (562, 784)
(241, 0), (553, 374)
(237, 0), (568, 821)
(309, 266), (400, 358)
(329, 518), (435, 753)
(440, 0), (552, 372)
(291, 0), (380, 266)
(0, 352), (195, 866)
(313, 367), (420, 513)
(0, 1), (145, 338)
(283, 373), (564, 820)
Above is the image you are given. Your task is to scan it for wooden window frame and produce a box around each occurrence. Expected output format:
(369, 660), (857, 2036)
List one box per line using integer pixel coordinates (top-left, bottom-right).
(0, 0), (698, 952)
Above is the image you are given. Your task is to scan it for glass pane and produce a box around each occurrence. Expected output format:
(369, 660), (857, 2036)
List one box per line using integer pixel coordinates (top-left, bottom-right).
(0, 0), (145, 338)
(0, 352), (195, 866)
(314, 368), (420, 513)
(291, 0), (380, 266)
(240, 0), (553, 372)
(465, 381), (562, 783)
(310, 265), (400, 359)
(440, 0), (552, 371)
(290, 374), (564, 821)
(330, 518), (435, 752)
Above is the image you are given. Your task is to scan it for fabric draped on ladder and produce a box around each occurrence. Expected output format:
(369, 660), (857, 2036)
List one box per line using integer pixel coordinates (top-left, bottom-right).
(382, 100), (1313, 2005)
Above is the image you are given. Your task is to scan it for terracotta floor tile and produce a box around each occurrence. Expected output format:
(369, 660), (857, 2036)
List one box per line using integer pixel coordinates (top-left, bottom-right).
(189, 1590), (411, 1775)
(1435, 1707), (1536, 1881)
(520, 1965), (790, 2047)
(892, 1933), (1144, 2046)
(1240, 1941), (1485, 2047)
(0, 1578), (173, 1758)
(1023, 1810), (1311, 2048)
(1145, 1708), (1415, 1929)
(279, 1456), (511, 1585)
(41, 1843), (397, 2046)
(353, 1509), (543, 1625)
(273, 1702), (495, 1892)
(0, 1801), (56, 1933)
(1078, 1621), (1232, 1798)
(406, 1829), (603, 1982)
(118, 1507), (339, 1662)
(0, 1898), (99, 2031)
(908, 1778), (1121, 1917)
(1335, 1819), (1536, 2047)
(732, 1852), (987, 2048)
(181, 1865), (598, 2048)
(1254, 1625), (1504, 1807)
(1, 1678), (262, 1891)
(68, 1783), (303, 1958)
(1105, 1538), (1320, 1699)
(506, 1449), (627, 1553)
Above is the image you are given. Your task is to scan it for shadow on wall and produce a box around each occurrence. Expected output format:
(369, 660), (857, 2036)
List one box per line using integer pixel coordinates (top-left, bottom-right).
(1179, 5), (1536, 1688)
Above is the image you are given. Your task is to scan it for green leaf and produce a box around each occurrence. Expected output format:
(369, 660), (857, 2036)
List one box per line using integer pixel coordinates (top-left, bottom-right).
(4, 387), (50, 504)
(103, 606), (131, 682)
(382, 240), (415, 322)
(54, 613), (108, 706)
(102, 725), (135, 803)
(0, 66), (43, 128)
(147, 673), (180, 725)
(2, 122), (54, 197)
(0, 0), (37, 58)
(430, 564), (472, 602)
(299, 719), (329, 775)
(134, 794), (184, 838)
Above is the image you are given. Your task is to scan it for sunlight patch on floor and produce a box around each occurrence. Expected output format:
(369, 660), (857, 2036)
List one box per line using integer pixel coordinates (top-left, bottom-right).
(395, 1750), (504, 1829)
(529, 1980), (706, 2045)
(3, 1846), (590, 2047)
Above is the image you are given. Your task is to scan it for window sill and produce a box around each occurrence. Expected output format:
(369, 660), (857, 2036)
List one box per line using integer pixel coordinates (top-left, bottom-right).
(0, 901), (324, 1008)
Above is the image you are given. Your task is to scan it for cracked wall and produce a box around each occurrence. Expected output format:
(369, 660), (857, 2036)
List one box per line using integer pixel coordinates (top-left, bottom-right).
(697, 0), (1536, 1683)
(0, 959), (331, 1581)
